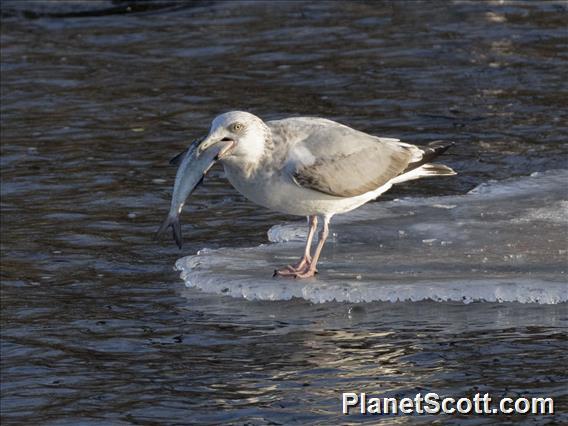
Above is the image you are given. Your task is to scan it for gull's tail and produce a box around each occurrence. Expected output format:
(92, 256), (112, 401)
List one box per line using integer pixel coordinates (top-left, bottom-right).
(391, 141), (456, 184)
(405, 140), (455, 172)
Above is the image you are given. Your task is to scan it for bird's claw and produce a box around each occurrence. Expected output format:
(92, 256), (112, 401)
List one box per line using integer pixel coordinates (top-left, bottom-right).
(273, 267), (297, 277)
(292, 268), (318, 279)
(273, 255), (317, 278)
(273, 265), (318, 279)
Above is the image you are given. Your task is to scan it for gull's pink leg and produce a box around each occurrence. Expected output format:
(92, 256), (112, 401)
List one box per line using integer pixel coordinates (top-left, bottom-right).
(290, 216), (318, 270)
(274, 216), (317, 277)
(293, 216), (330, 278)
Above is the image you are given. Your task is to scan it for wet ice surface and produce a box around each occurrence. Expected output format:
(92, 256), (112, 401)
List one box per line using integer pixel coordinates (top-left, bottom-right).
(176, 170), (568, 304)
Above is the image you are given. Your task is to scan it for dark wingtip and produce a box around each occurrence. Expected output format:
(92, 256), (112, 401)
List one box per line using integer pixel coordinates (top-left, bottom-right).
(155, 214), (183, 248)
(426, 140), (455, 154)
(421, 140), (455, 163)
(402, 141), (455, 174)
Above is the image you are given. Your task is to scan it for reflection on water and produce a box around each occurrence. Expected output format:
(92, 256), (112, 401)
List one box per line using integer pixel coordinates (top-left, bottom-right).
(1, 1), (567, 424)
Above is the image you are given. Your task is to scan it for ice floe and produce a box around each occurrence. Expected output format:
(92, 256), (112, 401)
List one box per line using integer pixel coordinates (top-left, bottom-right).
(176, 170), (567, 303)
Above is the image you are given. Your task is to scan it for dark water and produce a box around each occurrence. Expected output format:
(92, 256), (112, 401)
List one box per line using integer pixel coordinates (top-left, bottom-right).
(1, 1), (567, 424)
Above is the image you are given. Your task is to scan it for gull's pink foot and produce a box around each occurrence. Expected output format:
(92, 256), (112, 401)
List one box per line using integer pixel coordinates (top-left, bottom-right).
(290, 266), (318, 278)
(274, 268), (317, 278)
(273, 256), (317, 278)
(273, 267), (297, 277)
(292, 256), (311, 271)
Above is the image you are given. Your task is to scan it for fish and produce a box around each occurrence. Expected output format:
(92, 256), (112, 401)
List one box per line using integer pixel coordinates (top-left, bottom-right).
(155, 137), (234, 248)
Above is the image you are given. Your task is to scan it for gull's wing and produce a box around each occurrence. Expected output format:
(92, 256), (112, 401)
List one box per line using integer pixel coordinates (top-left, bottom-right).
(270, 118), (420, 198)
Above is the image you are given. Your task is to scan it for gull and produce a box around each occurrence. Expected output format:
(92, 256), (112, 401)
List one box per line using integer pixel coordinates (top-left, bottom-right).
(159, 111), (456, 278)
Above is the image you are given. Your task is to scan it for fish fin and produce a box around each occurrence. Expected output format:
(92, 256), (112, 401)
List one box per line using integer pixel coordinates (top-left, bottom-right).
(155, 214), (183, 249)
(169, 136), (206, 166)
(169, 149), (188, 166)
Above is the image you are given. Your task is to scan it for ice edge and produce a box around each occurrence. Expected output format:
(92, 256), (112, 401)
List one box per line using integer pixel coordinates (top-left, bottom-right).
(175, 255), (567, 304)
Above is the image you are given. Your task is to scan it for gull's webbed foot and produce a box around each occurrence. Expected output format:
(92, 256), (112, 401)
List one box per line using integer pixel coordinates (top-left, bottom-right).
(289, 266), (318, 278)
(292, 255), (311, 271)
(273, 267), (298, 277)
(273, 256), (317, 278)
(273, 266), (318, 278)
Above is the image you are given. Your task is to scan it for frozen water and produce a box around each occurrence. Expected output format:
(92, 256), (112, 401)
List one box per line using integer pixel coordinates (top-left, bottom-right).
(176, 170), (568, 303)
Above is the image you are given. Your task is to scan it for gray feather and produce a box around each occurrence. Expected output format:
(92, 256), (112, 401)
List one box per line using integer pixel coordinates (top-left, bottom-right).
(272, 118), (414, 197)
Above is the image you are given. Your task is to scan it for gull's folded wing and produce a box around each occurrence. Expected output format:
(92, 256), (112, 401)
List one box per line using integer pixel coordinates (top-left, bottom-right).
(276, 118), (418, 197)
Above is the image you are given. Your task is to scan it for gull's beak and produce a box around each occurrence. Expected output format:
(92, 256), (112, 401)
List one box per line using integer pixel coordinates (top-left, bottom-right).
(197, 136), (235, 159)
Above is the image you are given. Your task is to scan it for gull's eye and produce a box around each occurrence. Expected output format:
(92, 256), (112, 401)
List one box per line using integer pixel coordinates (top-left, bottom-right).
(231, 122), (244, 132)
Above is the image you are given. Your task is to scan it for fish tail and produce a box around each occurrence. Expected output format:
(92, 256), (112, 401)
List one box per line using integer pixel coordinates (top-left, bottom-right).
(155, 214), (183, 249)
(172, 217), (182, 249)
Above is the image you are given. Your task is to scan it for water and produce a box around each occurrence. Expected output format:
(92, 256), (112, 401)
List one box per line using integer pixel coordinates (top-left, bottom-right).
(1, 1), (567, 424)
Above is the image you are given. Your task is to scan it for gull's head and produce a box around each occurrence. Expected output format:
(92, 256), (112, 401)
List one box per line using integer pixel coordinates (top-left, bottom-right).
(197, 111), (269, 164)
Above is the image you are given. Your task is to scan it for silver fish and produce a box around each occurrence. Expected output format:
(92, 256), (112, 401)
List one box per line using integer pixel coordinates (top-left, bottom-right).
(156, 137), (234, 248)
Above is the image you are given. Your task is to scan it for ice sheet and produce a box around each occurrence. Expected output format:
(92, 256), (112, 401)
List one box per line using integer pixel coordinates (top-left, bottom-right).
(176, 170), (568, 303)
